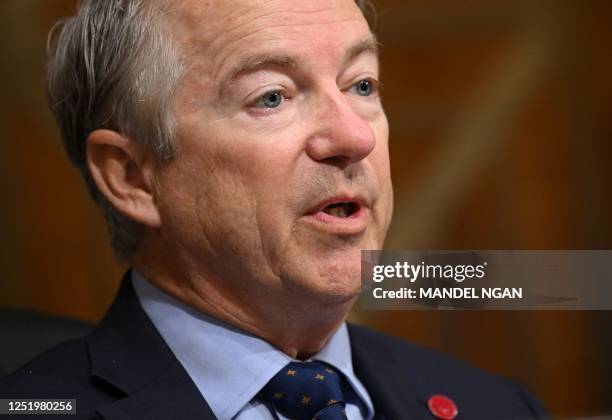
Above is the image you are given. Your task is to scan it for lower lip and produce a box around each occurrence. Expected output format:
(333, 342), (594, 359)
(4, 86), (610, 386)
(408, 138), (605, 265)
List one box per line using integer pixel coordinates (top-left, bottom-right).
(303, 205), (368, 235)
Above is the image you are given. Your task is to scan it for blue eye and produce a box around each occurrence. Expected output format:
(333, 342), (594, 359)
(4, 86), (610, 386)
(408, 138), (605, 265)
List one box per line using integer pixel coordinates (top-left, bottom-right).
(255, 90), (284, 108)
(354, 79), (374, 96)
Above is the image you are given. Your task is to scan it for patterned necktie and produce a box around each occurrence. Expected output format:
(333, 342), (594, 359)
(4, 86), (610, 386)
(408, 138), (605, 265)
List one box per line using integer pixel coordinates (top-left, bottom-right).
(259, 361), (348, 420)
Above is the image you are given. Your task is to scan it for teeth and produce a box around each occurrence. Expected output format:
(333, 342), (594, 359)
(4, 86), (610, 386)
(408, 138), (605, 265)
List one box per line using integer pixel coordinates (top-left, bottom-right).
(322, 202), (355, 218)
(328, 205), (349, 218)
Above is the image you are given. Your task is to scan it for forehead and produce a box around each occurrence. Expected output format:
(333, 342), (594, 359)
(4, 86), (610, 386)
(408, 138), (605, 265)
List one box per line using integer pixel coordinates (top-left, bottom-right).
(165, 0), (371, 69)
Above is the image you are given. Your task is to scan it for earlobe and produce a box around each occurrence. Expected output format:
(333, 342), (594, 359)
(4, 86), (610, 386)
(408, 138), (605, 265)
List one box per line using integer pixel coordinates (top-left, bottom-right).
(86, 129), (162, 228)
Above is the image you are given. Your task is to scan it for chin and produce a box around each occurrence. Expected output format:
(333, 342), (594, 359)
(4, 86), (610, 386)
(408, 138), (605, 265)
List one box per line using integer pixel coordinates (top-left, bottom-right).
(282, 251), (364, 304)
(277, 222), (383, 302)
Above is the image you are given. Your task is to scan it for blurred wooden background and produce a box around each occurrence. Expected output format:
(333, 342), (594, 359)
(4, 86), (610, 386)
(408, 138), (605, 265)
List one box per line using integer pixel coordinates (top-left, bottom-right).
(1, 0), (611, 417)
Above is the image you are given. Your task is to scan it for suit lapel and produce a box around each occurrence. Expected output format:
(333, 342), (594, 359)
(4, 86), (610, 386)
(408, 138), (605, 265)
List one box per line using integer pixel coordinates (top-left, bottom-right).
(86, 272), (216, 420)
(94, 367), (216, 420)
(348, 324), (432, 420)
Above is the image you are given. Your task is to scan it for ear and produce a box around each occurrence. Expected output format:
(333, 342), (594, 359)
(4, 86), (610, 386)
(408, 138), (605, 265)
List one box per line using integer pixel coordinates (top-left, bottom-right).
(86, 129), (162, 228)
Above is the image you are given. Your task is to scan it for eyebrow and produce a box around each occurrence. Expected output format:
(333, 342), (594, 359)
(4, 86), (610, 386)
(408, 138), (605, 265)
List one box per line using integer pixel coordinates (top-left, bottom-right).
(342, 34), (380, 67)
(225, 53), (301, 85)
(218, 33), (380, 92)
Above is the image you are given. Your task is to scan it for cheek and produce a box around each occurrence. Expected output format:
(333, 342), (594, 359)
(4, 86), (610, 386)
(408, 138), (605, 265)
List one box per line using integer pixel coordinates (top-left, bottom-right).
(370, 117), (394, 233)
(155, 141), (255, 243)
(245, 156), (305, 264)
(158, 129), (303, 272)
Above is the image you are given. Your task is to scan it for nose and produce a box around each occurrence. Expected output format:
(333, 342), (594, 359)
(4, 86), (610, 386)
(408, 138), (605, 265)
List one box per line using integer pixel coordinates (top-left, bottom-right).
(305, 88), (376, 167)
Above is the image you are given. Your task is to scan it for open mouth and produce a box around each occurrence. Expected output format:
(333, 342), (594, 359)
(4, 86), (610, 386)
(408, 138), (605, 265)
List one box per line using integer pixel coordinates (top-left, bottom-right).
(305, 196), (367, 233)
(321, 201), (360, 218)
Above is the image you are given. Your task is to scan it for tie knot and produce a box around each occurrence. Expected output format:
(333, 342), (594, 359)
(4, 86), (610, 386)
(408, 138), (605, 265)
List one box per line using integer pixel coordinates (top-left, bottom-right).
(259, 361), (347, 420)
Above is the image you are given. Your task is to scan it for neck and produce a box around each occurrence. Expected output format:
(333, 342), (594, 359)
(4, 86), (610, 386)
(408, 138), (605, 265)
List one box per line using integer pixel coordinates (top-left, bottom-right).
(133, 245), (355, 359)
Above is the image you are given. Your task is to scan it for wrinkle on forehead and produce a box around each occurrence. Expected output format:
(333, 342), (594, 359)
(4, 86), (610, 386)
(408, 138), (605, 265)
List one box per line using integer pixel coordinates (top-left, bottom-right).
(165, 0), (369, 66)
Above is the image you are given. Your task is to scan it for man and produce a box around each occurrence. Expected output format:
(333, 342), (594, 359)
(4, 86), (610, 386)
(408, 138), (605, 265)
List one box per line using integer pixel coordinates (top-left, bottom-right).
(0, 0), (546, 419)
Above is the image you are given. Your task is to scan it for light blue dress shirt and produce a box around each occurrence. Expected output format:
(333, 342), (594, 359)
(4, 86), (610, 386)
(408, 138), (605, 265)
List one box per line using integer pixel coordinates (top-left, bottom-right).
(132, 271), (374, 420)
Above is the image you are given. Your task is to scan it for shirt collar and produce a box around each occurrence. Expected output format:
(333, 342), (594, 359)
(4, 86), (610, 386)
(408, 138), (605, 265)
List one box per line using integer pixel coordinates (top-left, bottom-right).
(132, 270), (373, 419)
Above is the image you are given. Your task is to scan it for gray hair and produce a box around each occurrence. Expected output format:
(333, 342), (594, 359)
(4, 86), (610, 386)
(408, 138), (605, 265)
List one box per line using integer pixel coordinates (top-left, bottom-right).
(46, 0), (183, 261)
(46, 0), (376, 262)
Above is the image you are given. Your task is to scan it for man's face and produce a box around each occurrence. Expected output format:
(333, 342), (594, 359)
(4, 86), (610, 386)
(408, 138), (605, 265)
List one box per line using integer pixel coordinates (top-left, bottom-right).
(154, 0), (393, 303)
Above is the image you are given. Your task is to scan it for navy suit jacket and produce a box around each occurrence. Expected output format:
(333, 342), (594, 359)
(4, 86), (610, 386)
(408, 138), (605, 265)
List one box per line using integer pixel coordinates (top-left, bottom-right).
(0, 275), (547, 419)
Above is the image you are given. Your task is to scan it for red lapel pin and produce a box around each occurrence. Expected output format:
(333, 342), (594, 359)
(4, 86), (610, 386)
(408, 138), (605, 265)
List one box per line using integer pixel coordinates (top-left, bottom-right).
(427, 394), (458, 419)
